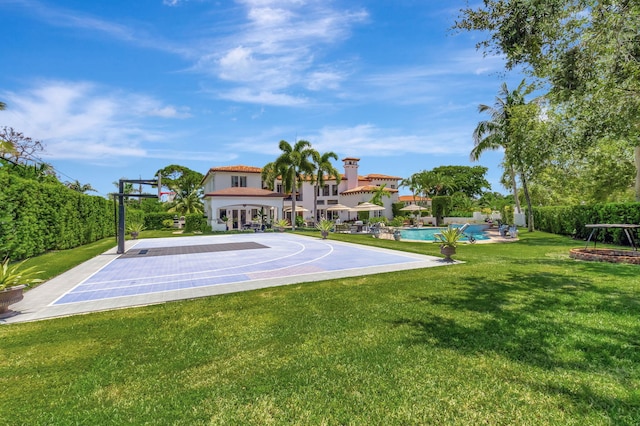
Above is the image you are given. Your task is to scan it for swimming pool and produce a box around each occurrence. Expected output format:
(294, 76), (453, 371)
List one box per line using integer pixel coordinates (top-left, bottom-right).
(400, 224), (490, 242)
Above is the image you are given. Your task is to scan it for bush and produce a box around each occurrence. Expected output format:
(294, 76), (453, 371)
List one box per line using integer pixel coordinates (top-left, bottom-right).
(184, 214), (210, 233)
(532, 202), (640, 246)
(0, 172), (114, 260)
(143, 212), (175, 230)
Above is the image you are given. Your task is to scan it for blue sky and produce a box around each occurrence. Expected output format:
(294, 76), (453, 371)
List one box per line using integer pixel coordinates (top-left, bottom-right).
(1, 0), (525, 197)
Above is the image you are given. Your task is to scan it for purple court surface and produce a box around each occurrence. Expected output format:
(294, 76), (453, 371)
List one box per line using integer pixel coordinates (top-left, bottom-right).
(3, 233), (453, 323)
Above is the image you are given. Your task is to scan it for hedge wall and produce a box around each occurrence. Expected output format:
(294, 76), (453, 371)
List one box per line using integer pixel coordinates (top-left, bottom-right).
(0, 173), (115, 260)
(532, 202), (640, 246)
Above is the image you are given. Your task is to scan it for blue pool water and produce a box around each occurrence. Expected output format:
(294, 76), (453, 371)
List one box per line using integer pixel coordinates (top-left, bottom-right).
(400, 224), (490, 242)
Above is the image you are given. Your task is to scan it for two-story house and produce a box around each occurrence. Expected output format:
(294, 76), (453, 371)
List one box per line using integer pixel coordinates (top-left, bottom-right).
(201, 158), (400, 231)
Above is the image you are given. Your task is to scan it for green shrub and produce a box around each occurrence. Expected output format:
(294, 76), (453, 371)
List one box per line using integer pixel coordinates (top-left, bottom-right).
(184, 214), (210, 233)
(143, 212), (176, 230)
(532, 202), (640, 246)
(0, 172), (114, 260)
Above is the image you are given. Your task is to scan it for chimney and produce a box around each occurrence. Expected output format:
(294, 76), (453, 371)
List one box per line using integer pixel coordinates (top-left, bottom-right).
(342, 157), (360, 190)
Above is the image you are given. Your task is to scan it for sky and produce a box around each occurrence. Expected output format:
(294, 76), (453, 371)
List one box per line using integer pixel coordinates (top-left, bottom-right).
(0, 0), (526, 198)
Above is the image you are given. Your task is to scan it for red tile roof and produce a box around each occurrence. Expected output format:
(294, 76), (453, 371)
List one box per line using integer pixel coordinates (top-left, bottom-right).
(208, 165), (262, 173)
(366, 173), (403, 180)
(399, 195), (430, 202)
(341, 185), (399, 195)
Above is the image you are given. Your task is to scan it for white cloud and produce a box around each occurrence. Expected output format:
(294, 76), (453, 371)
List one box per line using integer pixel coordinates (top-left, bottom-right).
(191, 1), (368, 103)
(1, 81), (193, 161)
(216, 87), (308, 106)
(228, 123), (473, 158)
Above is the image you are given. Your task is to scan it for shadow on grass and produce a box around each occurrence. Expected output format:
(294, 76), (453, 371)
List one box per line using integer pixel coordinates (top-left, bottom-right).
(391, 268), (640, 420)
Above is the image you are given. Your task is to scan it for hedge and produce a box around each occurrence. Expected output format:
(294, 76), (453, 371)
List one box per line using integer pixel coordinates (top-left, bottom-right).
(532, 202), (640, 246)
(432, 196), (452, 226)
(184, 214), (211, 233)
(0, 173), (115, 260)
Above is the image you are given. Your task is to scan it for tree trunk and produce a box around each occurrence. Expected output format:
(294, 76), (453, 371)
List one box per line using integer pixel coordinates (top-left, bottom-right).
(635, 145), (640, 202)
(520, 172), (534, 232)
(509, 164), (522, 214)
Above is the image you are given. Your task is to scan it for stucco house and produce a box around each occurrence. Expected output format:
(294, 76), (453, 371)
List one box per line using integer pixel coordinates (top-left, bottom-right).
(201, 158), (401, 231)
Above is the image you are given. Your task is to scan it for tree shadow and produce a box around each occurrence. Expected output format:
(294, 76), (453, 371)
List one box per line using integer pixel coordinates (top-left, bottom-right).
(390, 269), (640, 420)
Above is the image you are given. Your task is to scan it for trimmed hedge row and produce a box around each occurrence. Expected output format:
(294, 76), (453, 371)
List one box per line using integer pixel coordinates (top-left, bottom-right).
(0, 173), (115, 260)
(532, 203), (640, 246)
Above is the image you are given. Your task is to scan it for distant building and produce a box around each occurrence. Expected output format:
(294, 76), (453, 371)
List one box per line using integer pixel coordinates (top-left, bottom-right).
(202, 158), (401, 231)
(398, 195), (431, 207)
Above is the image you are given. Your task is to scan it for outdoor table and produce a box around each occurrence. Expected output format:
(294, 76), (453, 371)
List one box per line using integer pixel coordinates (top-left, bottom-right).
(584, 224), (640, 251)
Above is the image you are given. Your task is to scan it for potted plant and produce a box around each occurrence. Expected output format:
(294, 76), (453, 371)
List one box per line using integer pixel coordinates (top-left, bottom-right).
(0, 257), (43, 318)
(315, 219), (334, 239)
(126, 221), (145, 239)
(274, 219), (289, 232)
(434, 225), (463, 261)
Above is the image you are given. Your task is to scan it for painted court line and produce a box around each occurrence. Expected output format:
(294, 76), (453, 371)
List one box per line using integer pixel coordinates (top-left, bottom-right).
(3, 233), (455, 323)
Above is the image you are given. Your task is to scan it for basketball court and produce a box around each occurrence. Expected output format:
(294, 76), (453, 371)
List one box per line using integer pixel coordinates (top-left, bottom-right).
(3, 233), (453, 323)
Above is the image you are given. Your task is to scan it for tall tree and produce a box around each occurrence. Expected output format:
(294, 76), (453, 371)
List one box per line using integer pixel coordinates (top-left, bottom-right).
(400, 174), (423, 205)
(0, 127), (44, 165)
(156, 164), (204, 200)
(456, 1), (640, 199)
(310, 150), (341, 221)
(471, 80), (532, 213)
(417, 170), (456, 198)
(263, 140), (315, 230)
(431, 165), (490, 198)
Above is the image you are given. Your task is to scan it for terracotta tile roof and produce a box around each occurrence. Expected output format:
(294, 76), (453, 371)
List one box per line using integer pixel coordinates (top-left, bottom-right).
(399, 195), (430, 202)
(203, 187), (284, 197)
(208, 165), (262, 173)
(365, 173), (403, 180)
(341, 185), (399, 195)
(342, 157), (360, 161)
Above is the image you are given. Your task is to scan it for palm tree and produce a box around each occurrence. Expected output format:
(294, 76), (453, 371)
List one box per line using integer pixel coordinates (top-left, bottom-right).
(310, 150), (341, 221)
(418, 170), (456, 197)
(168, 189), (203, 216)
(369, 183), (391, 206)
(471, 80), (531, 214)
(0, 101), (5, 111)
(65, 180), (96, 193)
(400, 174), (423, 206)
(263, 140), (315, 230)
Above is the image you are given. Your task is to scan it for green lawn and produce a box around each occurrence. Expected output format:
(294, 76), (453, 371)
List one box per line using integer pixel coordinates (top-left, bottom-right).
(2, 231), (639, 424)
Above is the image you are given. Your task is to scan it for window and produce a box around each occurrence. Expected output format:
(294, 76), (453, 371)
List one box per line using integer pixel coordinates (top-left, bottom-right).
(322, 184), (330, 196)
(276, 184), (283, 193)
(231, 176), (247, 187)
(332, 185), (338, 196)
(317, 200), (325, 205)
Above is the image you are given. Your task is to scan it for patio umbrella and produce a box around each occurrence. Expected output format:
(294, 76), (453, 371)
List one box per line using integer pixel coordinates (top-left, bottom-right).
(400, 204), (426, 225)
(283, 205), (309, 212)
(324, 203), (353, 222)
(326, 203), (353, 212)
(350, 202), (385, 212)
(399, 204), (426, 212)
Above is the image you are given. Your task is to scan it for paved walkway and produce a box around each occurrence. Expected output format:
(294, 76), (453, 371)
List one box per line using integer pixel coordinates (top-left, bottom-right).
(3, 234), (454, 324)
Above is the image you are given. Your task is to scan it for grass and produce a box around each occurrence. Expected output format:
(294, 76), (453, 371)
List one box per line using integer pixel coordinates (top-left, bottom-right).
(2, 230), (640, 424)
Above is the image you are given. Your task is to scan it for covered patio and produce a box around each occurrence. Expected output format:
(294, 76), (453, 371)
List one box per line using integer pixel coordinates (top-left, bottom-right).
(203, 187), (285, 231)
